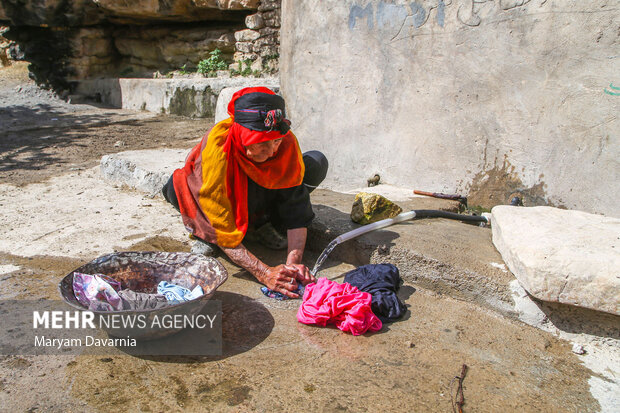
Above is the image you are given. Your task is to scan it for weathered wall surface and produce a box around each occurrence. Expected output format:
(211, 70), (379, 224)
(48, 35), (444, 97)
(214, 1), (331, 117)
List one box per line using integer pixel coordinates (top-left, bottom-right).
(281, 0), (619, 216)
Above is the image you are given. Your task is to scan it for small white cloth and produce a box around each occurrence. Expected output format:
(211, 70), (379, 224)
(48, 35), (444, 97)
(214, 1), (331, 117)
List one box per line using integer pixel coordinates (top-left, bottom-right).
(157, 281), (204, 302)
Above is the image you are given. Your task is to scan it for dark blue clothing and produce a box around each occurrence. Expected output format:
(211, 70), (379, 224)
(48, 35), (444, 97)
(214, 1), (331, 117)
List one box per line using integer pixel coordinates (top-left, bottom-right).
(343, 264), (406, 322)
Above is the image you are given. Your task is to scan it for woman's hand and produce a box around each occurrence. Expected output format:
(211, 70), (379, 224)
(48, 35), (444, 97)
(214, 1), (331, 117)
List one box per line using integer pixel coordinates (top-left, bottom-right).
(286, 263), (315, 285)
(220, 242), (314, 299)
(260, 265), (303, 298)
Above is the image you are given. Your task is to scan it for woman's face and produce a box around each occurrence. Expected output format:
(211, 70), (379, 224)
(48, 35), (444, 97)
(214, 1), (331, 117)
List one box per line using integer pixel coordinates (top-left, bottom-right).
(244, 138), (283, 163)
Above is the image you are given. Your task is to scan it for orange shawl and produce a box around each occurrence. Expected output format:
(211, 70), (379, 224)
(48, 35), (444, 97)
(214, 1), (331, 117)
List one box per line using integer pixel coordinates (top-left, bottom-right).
(173, 113), (304, 248)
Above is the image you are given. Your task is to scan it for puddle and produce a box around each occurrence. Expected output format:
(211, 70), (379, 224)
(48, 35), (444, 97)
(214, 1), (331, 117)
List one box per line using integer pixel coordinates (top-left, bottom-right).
(510, 280), (620, 411)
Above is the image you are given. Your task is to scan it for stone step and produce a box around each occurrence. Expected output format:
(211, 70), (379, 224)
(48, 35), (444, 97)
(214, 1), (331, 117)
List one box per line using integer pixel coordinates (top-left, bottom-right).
(100, 148), (187, 198)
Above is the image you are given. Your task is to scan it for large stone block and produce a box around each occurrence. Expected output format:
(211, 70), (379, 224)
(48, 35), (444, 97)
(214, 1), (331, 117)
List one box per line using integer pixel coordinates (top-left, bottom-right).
(491, 205), (620, 315)
(235, 41), (253, 53)
(100, 149), (188, 197)
(258, 0), (279, 12)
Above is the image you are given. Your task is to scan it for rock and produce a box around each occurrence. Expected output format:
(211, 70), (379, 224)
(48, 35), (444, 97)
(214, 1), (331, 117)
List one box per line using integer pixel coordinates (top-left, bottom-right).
(100, 149), (188, 197)
(351, 192), (403, 225)
(250, 56), (262, 72)
(93, 0), (259, 22)
(234, 29), (260, 42)
(235, 41), (253, 53)
(491, 205), (620, 315)
(0, 0), (264, 89)
(114, 26), (236, 74)
(246, 13), (264, 30)
(367, 174), (380, 187)
(1, 0), (104, 27)
(571, 344), (586, 355)
(194, 0), (260, 9)
(258, 0), (279, 12)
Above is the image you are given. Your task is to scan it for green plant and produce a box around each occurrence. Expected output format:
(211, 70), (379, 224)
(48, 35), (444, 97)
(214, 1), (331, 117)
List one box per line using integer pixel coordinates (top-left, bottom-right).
(197, 49), (228, 77)
(264, 53), (279, 61)
(241, 65), (253, 76)
(177, 64), (192, 75)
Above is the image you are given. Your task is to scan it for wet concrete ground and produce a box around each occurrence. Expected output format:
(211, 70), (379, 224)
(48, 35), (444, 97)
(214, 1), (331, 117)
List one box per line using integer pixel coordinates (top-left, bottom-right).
(0, 63), (615, 412)
(0, 237), (600, 412)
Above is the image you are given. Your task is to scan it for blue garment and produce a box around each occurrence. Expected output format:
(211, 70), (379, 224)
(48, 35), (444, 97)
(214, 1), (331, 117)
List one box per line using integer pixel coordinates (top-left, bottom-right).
(343, 264), (406, 322)
(157, 281), (204, 302)
(260, 284), (305, 300)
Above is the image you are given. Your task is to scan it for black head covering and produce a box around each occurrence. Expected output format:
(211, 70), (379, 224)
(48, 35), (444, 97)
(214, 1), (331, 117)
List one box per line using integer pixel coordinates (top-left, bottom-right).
(233, 92), (291, 134)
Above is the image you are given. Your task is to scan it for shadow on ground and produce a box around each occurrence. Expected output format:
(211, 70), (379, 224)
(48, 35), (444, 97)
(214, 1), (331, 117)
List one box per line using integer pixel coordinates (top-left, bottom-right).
(127, 291), (274, 363)
(0, 105), (204, 185)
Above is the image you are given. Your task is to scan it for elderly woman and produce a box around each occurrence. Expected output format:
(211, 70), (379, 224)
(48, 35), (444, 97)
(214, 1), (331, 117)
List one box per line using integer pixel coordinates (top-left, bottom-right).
(162, 87), (328, 298)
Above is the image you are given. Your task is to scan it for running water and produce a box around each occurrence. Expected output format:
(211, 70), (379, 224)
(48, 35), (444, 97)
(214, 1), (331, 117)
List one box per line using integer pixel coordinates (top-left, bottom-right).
(310, 211), (418, 276)
(310, 239), (338, 276)
(309, 210), (487, 277)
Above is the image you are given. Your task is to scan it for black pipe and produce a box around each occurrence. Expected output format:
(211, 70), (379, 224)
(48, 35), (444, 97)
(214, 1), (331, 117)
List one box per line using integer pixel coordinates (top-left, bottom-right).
(412, 210), (488, 225)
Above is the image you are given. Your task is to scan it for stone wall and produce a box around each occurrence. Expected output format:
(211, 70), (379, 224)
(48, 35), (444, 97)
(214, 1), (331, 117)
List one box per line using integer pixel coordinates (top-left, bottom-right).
(0, 0), (259, 90)
(0, 26), (11, 66)
(280, 0), (620, 217)
(231, 0), (281, 74)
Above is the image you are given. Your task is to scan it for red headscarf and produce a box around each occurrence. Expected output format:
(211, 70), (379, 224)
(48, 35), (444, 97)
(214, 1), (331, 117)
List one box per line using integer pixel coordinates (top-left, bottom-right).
(172, 87), (305, 247)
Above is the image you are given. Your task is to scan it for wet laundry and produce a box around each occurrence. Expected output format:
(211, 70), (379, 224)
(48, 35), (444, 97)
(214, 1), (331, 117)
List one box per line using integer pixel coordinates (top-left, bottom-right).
(343, 263), (407, 322)
(260, 284), (305, 300)
(117, 289), (169, 310)
(73, 272), (123, 311)
(157, 281), (204, 302)
(73, 273), (203, 311)
(297, 277), (382, 336)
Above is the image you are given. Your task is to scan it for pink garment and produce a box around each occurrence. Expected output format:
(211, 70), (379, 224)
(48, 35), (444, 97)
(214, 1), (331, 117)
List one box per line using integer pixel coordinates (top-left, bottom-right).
(297, 278), (382, 336)
(72, 272), (123, 311)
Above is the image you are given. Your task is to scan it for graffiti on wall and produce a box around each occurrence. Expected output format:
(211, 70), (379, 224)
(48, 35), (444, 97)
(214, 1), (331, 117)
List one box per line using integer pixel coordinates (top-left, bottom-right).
(604, 83), (620, 96)
(348, 0), (536, 32)
(348, 1), (445, 31)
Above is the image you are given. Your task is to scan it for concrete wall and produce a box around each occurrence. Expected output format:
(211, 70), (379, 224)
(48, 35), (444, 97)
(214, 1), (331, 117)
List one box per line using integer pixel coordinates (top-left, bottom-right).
(76, 77), (277, 118)
(280, 0), (619, 216)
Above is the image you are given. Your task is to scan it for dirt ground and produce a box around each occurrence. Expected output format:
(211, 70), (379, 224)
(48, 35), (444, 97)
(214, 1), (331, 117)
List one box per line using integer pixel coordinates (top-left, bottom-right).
(0, 63), (613, 412)
(1, 62), (205, 187)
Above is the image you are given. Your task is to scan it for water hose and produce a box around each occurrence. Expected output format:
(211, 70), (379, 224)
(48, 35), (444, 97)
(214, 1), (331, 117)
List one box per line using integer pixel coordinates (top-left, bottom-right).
(310, 210), (489, 275)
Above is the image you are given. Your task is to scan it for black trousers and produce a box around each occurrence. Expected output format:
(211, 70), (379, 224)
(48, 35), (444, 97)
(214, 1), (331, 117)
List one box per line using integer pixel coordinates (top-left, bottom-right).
(162, 150), (329, 213)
